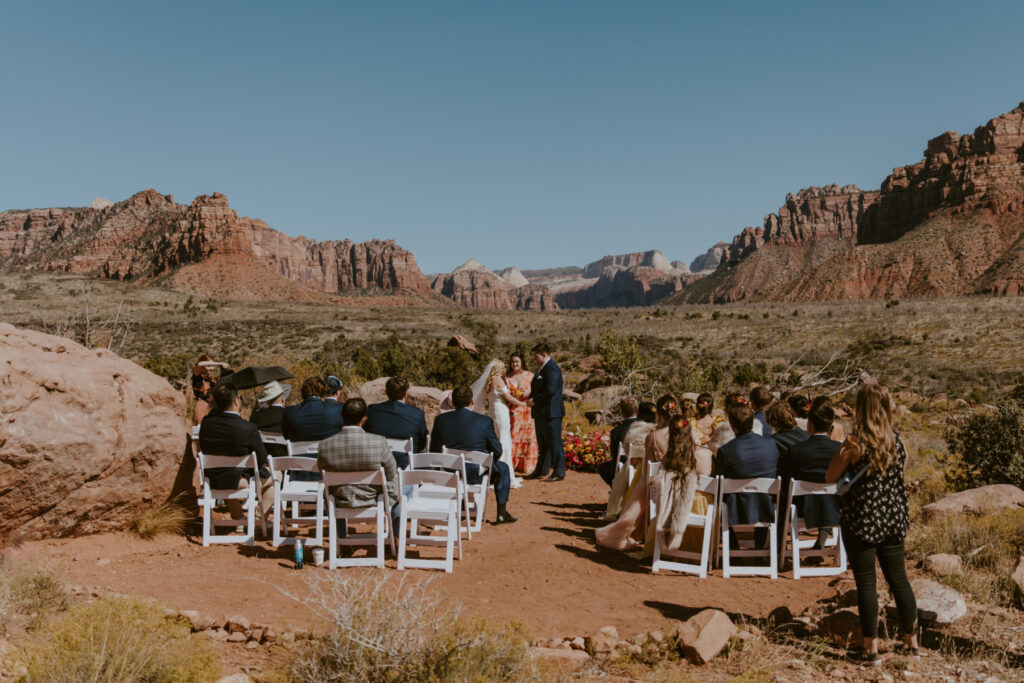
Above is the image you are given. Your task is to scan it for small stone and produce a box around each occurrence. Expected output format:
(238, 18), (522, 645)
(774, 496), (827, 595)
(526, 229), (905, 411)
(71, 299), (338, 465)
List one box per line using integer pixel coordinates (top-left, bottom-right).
(178, 610), (201, 630)
(263, 627), (277, 643)
(191, 612), (216, 631)
(768, 605), (793, 626)
(281, 632), (296, 645)
(676, 609), (736, 665)
(226, 614), (251, 633)
(835, 588), (859, 608)
(909, 578), (967, 624)
(735, 630), (756, 644)
(626, 643), (642, 656)
(97, 558), (111, 567)
(212, 615), (228, 630)
(570, 636), (585, 650)
(556, 640), (571, 651)
(251, 629), (264, 643)
(588, 626), (620, 655)
(203, 629), (230, 641)
(227, 632), (247, 643)
(547, 637), (562, 649)
(529, 647), (591, 671)
(817, 608), (862, 645)
(925, 554), (963, 577)
(245, 640), (259, 650)
(215, 676), (254, 683)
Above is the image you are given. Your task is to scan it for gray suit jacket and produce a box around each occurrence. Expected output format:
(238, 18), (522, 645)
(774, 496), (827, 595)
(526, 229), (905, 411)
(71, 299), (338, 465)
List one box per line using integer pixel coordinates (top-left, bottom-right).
(317, 426), (398, 508)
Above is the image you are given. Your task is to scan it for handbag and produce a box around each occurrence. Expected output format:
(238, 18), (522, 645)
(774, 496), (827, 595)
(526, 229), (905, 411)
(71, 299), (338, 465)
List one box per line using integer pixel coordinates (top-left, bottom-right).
(836, 462), (869, 497)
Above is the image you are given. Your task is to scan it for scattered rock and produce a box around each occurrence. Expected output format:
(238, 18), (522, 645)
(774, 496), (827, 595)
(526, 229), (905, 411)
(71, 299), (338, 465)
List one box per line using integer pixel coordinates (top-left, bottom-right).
(216, 675), (253, 683)
(178, 610), (201, 630)
(587, 626), (620, 655)
(768, 605), (793, 627)
(922, 484), (1024, 521)
(227, 632), (247, 643)
(226, 614), (251, 633)
(676, 609), (736, 665)
(281, 632), (296, 645)
(580, 385), (630, 406)
(245, 640), (259, 650)
(251, 629), (264, 644)
(203, 629), (230, 642)
(212, 615), (228, 630)
(818, 608), (862, 645)
(529, 647), (591, 671)
(1012, 557), (1024, 595)
(907, 578), (967, 624)
(263, 627), (277, 643)
(447, 335), (479, 356)
(570, 637), (585, 651)
(584, 409), (604, 425)
(925, 554), (963, 577)
(562, 390), (582, 403)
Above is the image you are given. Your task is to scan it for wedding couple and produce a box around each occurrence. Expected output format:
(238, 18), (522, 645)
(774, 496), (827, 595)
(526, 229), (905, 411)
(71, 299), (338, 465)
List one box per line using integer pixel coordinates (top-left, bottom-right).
(470, 343), (566, 485)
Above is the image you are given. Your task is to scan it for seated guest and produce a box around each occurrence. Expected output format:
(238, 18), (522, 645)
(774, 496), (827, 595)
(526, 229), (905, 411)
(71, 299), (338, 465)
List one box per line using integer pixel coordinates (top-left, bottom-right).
(317, 398), (401, 537)
(283, 377), (343, 443)
(364, 375), (428, 470)
(656, 414), (714, 552)
(323, 375), (346, 408)
(750, 386), (774, 436)
(787, 394), (811, 431)
(718, 401), (779, 549)
(250, 380), (291, 459)
(429, 385), (517, 524)
(768, 402), (810, 461)
(602, 400), (659, 517)
(694, 393), (725, 445)
(812, 394), (845, 442)
(787, 399), (841, 548)
(598, 398), (639, 488)
(199, 385), (274, 523)
(708, 393), (761, 454)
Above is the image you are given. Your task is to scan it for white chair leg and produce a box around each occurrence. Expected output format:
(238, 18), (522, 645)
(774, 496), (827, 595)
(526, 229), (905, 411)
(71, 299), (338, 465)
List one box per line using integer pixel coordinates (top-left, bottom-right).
(397, 508), (408, 570)
(445, 504), (456, 573)
(202, 498), (211, 547)
(315, 494), (324, 547)
(247, 490), (256, 547)
(721, 526), (730, 578)
(769, 524), (778, 580)
(376, 503), (385, 568)
(792, 507), (801, 579)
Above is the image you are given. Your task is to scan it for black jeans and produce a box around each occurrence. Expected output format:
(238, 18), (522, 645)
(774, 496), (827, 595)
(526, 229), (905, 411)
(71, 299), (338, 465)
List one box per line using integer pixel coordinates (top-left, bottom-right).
(842, 528), (917, 639)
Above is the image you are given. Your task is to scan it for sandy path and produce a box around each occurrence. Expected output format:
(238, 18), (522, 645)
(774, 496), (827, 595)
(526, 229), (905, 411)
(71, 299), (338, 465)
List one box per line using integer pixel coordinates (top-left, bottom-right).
(20, 471), (835, 639)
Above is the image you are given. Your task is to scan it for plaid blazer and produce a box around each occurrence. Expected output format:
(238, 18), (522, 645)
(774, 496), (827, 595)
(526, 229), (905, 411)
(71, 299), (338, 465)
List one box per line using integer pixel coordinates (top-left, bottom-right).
(317, 427), (398, 508)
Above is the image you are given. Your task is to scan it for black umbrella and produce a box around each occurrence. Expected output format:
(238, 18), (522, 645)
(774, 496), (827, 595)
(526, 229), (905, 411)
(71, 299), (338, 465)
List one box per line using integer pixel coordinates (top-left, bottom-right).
(214, 366), (294, 390)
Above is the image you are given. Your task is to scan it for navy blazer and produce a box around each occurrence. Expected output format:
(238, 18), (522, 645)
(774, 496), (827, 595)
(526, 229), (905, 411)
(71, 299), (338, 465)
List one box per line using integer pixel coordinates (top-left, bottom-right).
(785, 434), (841, 529)
(429, 408), (502, 457)
(282, 397), (343, 442)
(773, 427), (810, 461)
(530, 359), (565, 420)
(199, 410), (269, 489)
(365, 400), (429, 453)
(718, 431), (780, 526)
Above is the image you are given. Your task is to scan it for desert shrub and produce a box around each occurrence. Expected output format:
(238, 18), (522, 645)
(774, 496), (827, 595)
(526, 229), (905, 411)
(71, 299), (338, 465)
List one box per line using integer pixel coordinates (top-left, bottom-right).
(675, 357), (725, 395)
(376, 334), (424, 380)
(424, 345), (479, 389)
(143, 352), (194, 384)
(352, 346), (382, 382)
(16, 597), (217, 682)
(130, 496), (191, 539)
(288, 572), (531, 683)
(943, 397), (1024, 491)
(597, 331), (647, 391)
(0, 564), (68, 622)
(732, 361), (768, 387)
(910, 508), (1024, 572)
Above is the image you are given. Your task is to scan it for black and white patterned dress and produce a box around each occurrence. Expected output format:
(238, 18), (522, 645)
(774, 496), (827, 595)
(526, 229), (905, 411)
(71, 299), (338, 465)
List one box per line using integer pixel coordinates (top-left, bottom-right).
(837, 432), (910, 544)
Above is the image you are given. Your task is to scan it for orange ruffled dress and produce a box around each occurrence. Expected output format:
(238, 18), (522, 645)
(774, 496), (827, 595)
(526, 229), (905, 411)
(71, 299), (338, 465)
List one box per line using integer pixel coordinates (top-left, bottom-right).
(506, 372), (539, 476)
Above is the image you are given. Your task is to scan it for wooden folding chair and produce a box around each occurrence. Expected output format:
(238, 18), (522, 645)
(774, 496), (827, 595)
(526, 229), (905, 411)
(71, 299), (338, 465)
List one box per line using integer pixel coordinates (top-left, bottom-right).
(397, 469), (462, 573)
(197, 451), (265, 547)
(268, 455), (324, 548)
(652, 475), (720, 577)
(785, 479), (847, 579)
(321, 467), (396, 569)
(720, 477), (782, 579)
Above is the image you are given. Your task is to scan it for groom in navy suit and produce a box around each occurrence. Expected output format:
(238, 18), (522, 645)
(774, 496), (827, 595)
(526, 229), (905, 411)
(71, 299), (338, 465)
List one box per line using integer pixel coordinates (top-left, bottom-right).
(528, 343), (566, 481)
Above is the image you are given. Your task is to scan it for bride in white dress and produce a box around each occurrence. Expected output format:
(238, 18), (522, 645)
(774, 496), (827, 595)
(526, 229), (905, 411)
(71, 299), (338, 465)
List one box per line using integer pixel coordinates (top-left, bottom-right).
(471, 359), (526, 488)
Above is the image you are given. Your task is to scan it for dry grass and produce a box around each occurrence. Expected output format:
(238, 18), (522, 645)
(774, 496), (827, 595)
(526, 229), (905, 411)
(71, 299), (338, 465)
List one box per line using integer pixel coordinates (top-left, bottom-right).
(130, 496), (192, 539)
(0, 564), (68, 629)
(13, 597), (218, 682)
(285, 571), (533, 683)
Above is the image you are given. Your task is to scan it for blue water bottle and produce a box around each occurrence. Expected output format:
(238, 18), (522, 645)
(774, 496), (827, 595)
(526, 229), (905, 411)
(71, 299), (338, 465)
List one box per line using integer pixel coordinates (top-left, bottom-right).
(294, 538), (304, 569)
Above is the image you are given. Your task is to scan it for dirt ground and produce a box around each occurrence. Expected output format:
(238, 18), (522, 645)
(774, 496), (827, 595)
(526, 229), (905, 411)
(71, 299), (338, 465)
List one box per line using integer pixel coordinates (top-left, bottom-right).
(19, 471), (835, 641)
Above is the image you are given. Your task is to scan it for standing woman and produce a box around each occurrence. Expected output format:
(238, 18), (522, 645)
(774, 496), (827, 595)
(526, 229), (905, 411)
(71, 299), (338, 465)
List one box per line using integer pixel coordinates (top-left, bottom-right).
(505, 352), (540, 477)
(826, 383), (918, 666)
(191, 354), (229, 426)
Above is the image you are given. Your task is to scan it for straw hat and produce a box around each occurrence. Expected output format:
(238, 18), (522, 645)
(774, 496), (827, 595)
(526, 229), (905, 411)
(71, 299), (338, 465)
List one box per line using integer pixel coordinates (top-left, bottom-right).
(258, 380), (291, 404)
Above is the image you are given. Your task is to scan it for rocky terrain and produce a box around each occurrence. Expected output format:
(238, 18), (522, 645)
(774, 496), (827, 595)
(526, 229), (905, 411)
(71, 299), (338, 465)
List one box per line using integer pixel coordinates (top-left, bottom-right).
(676, 102), (1024, 303)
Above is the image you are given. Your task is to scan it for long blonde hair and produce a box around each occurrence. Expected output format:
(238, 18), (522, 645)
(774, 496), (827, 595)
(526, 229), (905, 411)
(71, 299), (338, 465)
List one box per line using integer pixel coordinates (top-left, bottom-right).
(487, 360), (506, 390)
(852, 383), (896, 474)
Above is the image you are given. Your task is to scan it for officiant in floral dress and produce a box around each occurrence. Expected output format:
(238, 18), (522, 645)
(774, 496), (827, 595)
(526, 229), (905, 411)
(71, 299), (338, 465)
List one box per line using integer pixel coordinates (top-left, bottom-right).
(505, 352), (539, 476)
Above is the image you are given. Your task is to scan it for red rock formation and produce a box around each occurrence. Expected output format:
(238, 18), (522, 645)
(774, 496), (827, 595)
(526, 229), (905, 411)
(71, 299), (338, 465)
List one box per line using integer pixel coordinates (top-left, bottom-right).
(582, 250), (675, 277)
(430, 265), (556, 311)
(0, 190), (435, 300)
(556, 266), (693, 308)
(681, 102), (1024, 303)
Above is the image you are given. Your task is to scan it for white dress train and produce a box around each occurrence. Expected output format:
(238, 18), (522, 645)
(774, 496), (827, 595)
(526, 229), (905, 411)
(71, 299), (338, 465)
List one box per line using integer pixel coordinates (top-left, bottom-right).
(488, 387), (523, 488)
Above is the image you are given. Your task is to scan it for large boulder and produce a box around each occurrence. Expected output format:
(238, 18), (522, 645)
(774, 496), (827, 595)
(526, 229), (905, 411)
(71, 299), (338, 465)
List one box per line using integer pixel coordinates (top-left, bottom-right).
(580, 385), (629, 407)
(356, 378), (446, 426)
(922, 484), (1024, 521)
(676, 609), (736, 664)
(0, 323), (185, 540)
(904, 578), (967, 624)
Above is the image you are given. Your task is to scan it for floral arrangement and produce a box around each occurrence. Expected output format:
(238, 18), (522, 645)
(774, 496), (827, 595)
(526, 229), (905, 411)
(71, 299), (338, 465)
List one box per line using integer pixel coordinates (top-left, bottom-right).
(563, 429), (612, 472)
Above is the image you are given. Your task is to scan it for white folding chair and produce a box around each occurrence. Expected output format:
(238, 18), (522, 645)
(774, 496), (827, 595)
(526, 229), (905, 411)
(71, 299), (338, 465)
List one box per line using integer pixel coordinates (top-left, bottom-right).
(397, 469), (461, 573)
(386, 437), (415, 466)
(613, 443), (628, 474)
(197, 451), (265, 547)
(269, 455), (324, 548)
(652, 475), (720, 577)
(288, 440), (320, 458)
(646, 461), (661, 527)
(720, 477), (781, 579)
(321, 467), (396, 569)
(441, 447), (494, 534)
(260, 431), (289, 449)
(409, 452), (472, 540)
(785, 480), (847, 579)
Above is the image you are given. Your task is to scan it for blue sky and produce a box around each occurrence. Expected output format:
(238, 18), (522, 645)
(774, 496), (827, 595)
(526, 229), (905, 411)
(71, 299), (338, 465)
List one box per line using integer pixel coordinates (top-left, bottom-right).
(2, 1), (1022, 274)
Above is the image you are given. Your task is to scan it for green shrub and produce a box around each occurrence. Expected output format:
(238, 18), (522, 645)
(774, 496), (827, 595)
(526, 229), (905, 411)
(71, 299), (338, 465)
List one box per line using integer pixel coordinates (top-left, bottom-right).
(15, 597), (218, 682)
(732, 361), (768, 387)
(289, 573), (532, 682)
(676, 357), (725, 394)
(143, 353), (194, 383)
(910, 508), (1024, 573)
(943, 397), (1024, 491)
